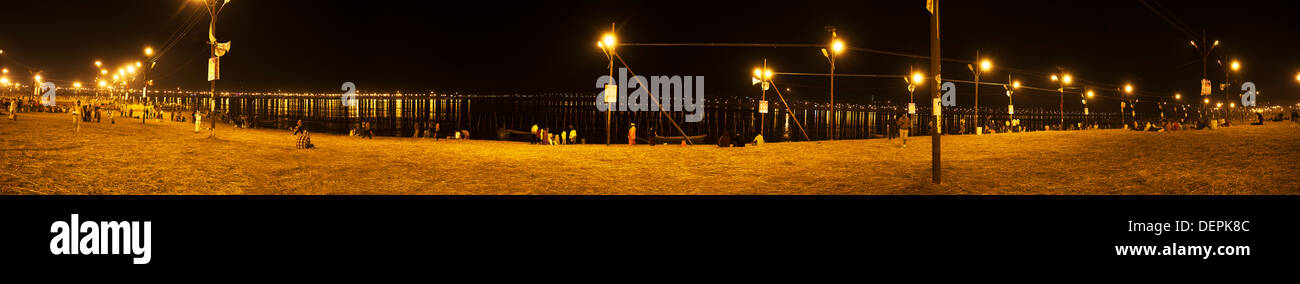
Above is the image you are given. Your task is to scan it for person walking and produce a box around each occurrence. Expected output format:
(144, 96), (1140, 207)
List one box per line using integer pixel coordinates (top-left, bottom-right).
(897, 113), (911, 148)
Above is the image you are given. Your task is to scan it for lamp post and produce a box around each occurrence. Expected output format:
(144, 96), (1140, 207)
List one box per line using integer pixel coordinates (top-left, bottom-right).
(1189, 33), (1219, 85)
(197, 0), (231, 137)
(752, 61), (773, 137)
(1004, 78), (1020, 125)
(1050, 71), (1072, 130)
(1083, 90), (1095, 129)
(967, 51), (991, 133)
(142, 47), (155, 104)
(1174, 93), (1182, 119)
(1121, 84), (1134, 127)
(821, 29), (844, 140)
(597, 24), (616, 145)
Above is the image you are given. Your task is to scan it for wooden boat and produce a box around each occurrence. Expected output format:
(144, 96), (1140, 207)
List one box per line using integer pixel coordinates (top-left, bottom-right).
(650, 134), (707, 144)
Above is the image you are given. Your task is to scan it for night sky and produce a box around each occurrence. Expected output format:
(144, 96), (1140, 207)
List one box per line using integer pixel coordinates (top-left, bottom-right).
(2, 0), (1297, 112)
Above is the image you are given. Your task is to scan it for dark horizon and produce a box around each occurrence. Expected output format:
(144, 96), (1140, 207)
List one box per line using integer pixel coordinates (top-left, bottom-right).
(1, 0), (1297, 111)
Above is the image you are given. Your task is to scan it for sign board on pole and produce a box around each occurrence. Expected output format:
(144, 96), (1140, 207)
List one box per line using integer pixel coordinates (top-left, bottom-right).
(908, 103), (916, 115)
(207, 57), (220, 81)
(603, 84), (617, 103)
(932, 98), (942, 134)
(761, 82), (769, 91)
(1008, 105), (1014, 115)
(1084, 108), (1089, 115)
(758, 100), (768, 114)
(1200, 79), (1212, 96)
(932, 97), (941, 116)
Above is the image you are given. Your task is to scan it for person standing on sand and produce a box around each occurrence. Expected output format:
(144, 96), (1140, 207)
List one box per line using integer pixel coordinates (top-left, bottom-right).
(897, 113), (911, 148)
(71, 101), (81, 132)
(627, 123), (636, 145)
(530, 124), (539, 144)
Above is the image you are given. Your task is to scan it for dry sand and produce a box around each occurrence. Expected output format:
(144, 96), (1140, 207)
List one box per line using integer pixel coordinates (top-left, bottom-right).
(1, 112), (1297, 194)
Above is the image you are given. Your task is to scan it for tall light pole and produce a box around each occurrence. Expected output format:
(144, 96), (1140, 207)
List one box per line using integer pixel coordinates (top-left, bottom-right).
(821, 29), (844, 140)
(142, 47), (154, 103)
(1004, 77), (1020, 124)
(198, 0), (231, 137)
(1050, 71), (1072, 129)
(1189, 33), (1219, 83)
(1189, 33), (1218, 120)
(597, 24), (617, 145)
(753, 61), (773, 137)
(1083, 89), (1094, 129)
(928, 0), (941, 184)
(967, 51), (991, 133)
(1122, 84), (1135, 127)
(93, 61), (103, 99)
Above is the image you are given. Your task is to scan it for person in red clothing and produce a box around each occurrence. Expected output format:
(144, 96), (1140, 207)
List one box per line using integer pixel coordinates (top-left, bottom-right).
(627, 123), (637, 145)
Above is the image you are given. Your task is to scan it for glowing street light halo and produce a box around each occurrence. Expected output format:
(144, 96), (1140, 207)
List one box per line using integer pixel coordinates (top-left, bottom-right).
(830, 39), (845, 55)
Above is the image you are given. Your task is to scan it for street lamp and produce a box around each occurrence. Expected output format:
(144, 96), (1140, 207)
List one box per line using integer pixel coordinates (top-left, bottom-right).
(196, 0), (232, 137)
(967, 51), (992, 133)
(1004, 77), (1020, 125)
(752, 61), (774, 136)
(1190, 36), (1219, 81)
(905, 71), (925, 103)
(820, 29), (845, 140)
(1050, 71), (1072, 129)
(597, 24), (617, 145)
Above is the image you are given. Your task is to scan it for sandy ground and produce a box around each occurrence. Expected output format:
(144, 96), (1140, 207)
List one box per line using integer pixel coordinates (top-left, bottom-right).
(1, 112), (1297, 194)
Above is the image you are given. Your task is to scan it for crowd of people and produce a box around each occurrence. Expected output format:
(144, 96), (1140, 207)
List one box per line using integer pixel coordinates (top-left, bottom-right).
(529, 124), (578, 145)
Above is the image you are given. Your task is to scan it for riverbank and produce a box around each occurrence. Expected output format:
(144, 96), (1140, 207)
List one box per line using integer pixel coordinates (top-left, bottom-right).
(1, 112), (1297, 194)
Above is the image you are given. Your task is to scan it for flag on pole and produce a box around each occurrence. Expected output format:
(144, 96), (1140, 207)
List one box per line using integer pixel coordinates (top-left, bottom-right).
(926, 0), (935, 14)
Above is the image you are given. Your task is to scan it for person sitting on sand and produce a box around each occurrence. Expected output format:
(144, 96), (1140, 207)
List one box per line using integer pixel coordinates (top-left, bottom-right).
(752, 133), (764, 146)
(646, 126), (656, 146)
(717, 131), (731, 147)
(568, 127), (577, 144)
(292, 120), (305, 135)
(296, 129), (315, 149)
(360, 122), (374, 139)
(530, 124), (539, 144)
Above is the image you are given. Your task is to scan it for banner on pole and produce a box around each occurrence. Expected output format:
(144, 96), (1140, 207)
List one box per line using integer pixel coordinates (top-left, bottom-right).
(207, 57), (220, 81)
(603, 84), (617, 103)
(758, 100), (768, 114)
